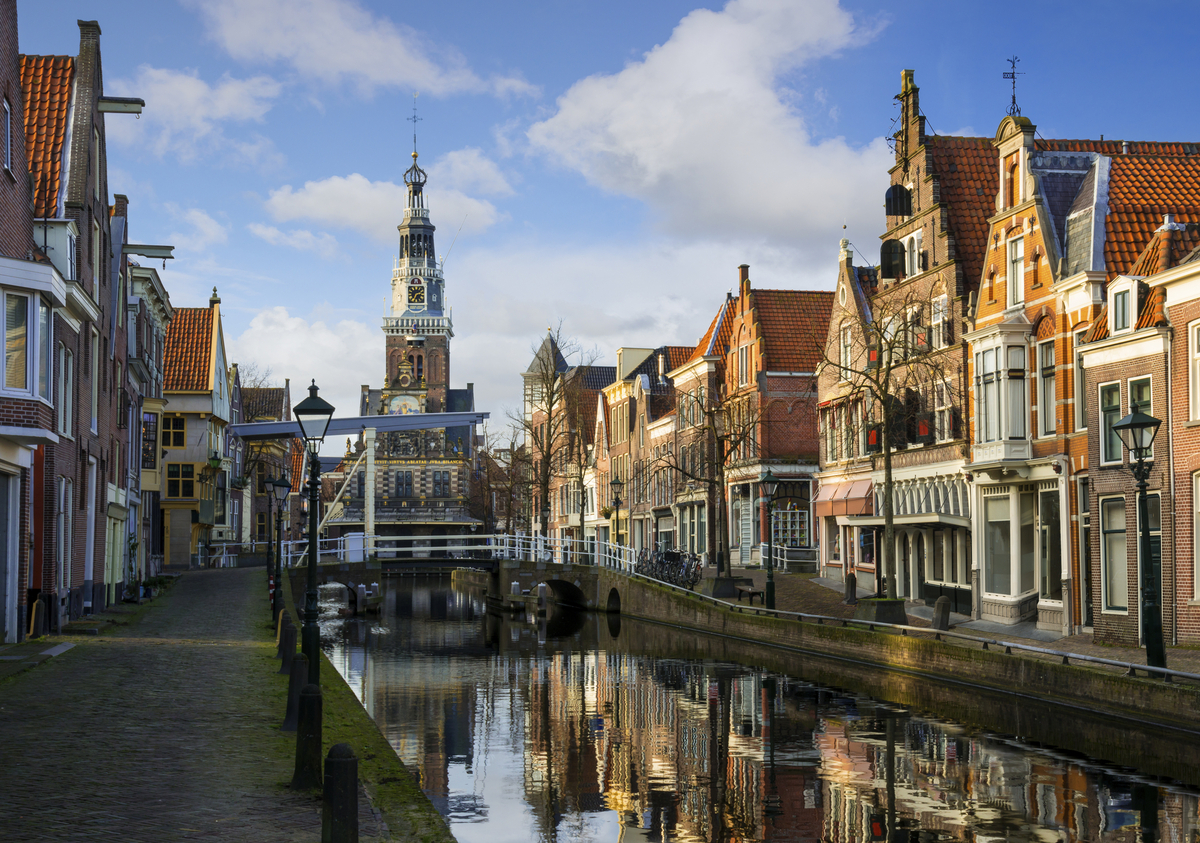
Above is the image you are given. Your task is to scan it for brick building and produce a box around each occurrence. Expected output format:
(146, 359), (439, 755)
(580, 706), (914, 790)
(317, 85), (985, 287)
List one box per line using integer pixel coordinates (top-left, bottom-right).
(21, 19), (145, 628)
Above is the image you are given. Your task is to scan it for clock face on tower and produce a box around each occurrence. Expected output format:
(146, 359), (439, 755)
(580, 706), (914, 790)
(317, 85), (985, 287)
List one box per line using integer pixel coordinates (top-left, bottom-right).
(407, 284), (425, 304)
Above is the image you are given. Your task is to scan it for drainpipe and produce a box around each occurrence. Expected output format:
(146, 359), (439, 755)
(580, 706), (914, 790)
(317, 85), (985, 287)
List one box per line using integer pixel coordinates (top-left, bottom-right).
(1166, 324), (1177, 645)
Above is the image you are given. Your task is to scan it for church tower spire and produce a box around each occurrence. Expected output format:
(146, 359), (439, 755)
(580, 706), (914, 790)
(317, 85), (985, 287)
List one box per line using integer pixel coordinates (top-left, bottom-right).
(382, 98), (453, 413)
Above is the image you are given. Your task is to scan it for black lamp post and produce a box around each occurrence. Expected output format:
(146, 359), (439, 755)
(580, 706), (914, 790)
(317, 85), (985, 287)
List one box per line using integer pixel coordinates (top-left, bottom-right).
(270, 472), (291, 622)
(293, 380), (334, 687)
(610, 475), (624, 560)
(1112, 405), (1166, 669)
(761, 469), (779, 610)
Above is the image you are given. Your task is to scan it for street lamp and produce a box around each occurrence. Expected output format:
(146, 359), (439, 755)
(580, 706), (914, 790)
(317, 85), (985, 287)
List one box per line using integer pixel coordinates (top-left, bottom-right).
(761, 468), (779, 610)
(293, 380), (335, 687)
(610, 475), (624, 556)
(270, 472), (291, 622)
(1112, 405), (1166, 669)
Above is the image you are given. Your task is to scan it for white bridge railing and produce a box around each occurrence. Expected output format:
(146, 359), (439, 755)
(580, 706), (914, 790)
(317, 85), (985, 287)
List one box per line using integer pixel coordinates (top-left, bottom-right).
(280, 532), (639, 574)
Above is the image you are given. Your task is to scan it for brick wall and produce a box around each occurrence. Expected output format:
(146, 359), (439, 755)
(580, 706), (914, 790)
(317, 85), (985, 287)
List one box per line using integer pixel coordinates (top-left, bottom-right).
(1166, 296), (1200, 644)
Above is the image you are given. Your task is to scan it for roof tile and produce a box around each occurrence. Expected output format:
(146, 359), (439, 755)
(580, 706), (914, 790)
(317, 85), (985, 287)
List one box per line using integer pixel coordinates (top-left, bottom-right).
(164, 307), (214, 392)
(753, 290), (835, 372)
(19, 55), (74, 219)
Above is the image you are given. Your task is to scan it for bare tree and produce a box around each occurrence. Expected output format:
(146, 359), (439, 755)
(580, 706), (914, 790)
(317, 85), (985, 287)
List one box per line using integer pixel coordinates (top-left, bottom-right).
(511, 324), (598, 536)
(470, 426), (532, 535)
(820, 283), (963, 599)
(658, 385), (764, 577)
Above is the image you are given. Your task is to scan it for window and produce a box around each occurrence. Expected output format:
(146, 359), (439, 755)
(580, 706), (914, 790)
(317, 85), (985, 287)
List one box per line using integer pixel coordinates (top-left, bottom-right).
(1131, 377), (1152, 460)
(256, 512), (267, 542)
(433, 470), (449, 497)
(1008, 237), (1024, 306)
(166, 464), (195, 498)
(1038, 341), (1056, 436)
(905, 230), (924, 277)
(1075, 330), (1088, 430)
(1101, 497), (1127, 612)
(162, 416), (185, 448)
(58, 346), (72, 435)
(978, 349), (1000, 442)
(396, 470), (412, 497)
(68, 233), (76, 281)
(984, 496), (1011, 595)
(931, 296), (948, 349)
(738, 345), (748, 386)
(1, 99), (10, 171)
(840, 325), (852, 372)
(1140, 492), (1161, 591)
(1113, 289), (1130, 332)
(1007, 345), (1026, 440)
(91, 219), (100, 285)
(38, 300), (50, 400)
(57, 477), (72, 591)
(90, 328), (98, 433)
(934, 380), (952, 442)
(1101, 384), (1122, 463)
(141, 413), (158, 469)
(215, 474), (226, 525)
(1079, 476), (1092, 626)
(4, 292), (26, 390)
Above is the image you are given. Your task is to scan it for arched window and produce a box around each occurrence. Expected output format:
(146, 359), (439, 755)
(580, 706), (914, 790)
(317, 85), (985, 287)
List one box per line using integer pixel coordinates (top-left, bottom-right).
(885, 184), (912, 217)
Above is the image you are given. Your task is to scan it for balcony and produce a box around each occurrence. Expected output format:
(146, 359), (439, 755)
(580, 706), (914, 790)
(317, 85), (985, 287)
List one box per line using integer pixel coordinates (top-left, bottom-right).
(968, 438), (1033, 479)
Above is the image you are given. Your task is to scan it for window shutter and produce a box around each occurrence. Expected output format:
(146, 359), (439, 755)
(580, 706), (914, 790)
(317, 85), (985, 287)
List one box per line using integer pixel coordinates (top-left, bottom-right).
(880, 239), (904, 279)
(885, 185), (912, 217)
(866, 424), (882, 453)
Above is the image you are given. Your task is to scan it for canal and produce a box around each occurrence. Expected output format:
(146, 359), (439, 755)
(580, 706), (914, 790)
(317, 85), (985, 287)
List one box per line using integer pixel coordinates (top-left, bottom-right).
(322, 575), (1200, 843)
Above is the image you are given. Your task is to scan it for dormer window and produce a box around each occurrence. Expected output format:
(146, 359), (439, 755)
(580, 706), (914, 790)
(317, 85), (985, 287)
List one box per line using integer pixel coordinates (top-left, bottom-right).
(1113, 289), (1130, 332)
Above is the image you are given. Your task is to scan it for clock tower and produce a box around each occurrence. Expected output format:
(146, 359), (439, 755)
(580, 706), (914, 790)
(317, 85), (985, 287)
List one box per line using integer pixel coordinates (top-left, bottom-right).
(380, 148), (452, 416)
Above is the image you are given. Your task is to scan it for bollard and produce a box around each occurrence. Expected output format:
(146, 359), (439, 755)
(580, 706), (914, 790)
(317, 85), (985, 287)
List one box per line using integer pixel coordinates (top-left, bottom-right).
(27, 600), (45, 640)
(291, 684), (323, 789)
(276, 613), (294, 659)
(844, 571), (858, 605)
(276, 610), (289, 649)
(355, 584), (367, 616)
(932, 595), (951, 631)
(282, 653), (308, 731)
(322, 743), (359, 843)
(279, 625), (297, 675)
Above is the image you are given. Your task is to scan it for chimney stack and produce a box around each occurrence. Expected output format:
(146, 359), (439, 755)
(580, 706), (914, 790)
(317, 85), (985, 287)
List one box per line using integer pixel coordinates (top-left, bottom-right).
(658, 350), (666, 384)
(738, 264), (750, 298)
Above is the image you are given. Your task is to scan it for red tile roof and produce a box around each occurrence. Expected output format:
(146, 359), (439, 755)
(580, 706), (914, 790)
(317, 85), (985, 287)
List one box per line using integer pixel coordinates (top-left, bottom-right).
(683, 298), (733, 366)
(665, 345), (692, 372)
(164, 307), (214, 392)
(242, 387), (287, 422)
(19, 55), (74, 218)
(289, 438), (305, 488)
(927, 135), (998, 292)
(753, 289), (835, 372)
(1127, 224), (1200, 277)
(1103, 155), (1200, 278)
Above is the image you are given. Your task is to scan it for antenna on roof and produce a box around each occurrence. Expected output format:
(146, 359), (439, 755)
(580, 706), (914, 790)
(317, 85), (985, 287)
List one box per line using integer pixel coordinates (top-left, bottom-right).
(408, 91), (422, 157)
(1003, 56), (1024, 117)
(440, 214), (468, 270)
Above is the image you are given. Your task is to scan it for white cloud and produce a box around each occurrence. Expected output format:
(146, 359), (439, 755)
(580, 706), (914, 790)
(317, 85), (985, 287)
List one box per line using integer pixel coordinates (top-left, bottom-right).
(527, 0), (891, 251)
(186, 0), (536, 98)
(166, 205), (229, 253)
(107, 66), (283, 164)
(263, 168), (505, 243)
(247, 223), (338, 257)
(226, 306), (380, 427)
(427, 148), (514, 197)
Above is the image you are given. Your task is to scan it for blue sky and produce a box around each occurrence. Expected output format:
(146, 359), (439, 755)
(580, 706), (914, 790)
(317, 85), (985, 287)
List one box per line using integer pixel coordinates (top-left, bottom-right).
(15, 0), (1198, 434)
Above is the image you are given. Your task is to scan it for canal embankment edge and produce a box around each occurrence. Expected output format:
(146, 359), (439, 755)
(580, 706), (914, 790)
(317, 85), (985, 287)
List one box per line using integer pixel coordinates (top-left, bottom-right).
(284, 570), (457, 843)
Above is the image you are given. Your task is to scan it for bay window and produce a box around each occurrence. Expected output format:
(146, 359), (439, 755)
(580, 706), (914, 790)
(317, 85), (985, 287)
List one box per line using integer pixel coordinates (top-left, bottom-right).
(1007, 346), (1026, 439)
(0, 291), (52, 398)
(978, 349), (1000, 442)
(5, 292), (28, 389)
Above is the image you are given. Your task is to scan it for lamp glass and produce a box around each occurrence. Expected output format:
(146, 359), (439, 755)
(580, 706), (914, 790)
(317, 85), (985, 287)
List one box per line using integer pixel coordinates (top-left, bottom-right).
(1112, 409), (1161, 461)
(761, 469), (779, 499)
(293, 379), (335, 444)
(271, 475), (291, 503)
(610, 476), (624, 496)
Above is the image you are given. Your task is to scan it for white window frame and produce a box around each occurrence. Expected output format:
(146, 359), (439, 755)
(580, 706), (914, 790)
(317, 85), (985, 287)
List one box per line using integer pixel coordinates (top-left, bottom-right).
(1112, 286), (1131, 333)
(934, 379), (952, 442)
(840, 325), (852, 374)
(90, 327), (99, 434)
(931, 296), (948, 349)
(1038, 340), (1056, 437)
(1100, 495), (1128, 613)
(2, 98), (11, 172)
(0, 291), (52, 401)
(1100, 381), (1122, 465)
(905, 230), (924, 278)
(58, 345), (72, 437)
(1007, 236), (1025, 307)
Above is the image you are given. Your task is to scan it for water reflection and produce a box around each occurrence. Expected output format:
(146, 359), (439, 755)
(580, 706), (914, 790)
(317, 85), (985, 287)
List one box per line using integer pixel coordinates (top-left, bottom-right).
(322, 576), (1197, 843)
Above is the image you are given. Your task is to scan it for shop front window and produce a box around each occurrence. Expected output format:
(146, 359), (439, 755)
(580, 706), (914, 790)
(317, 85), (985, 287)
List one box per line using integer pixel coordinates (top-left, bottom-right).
(985, 496), (1011, 595)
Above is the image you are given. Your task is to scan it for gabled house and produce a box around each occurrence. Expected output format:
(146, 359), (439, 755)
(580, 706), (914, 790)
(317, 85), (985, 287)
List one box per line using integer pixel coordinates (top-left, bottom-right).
(22, 19), (145, 628)
(238, 381), (293, 552)
(161, 289), (231, 568)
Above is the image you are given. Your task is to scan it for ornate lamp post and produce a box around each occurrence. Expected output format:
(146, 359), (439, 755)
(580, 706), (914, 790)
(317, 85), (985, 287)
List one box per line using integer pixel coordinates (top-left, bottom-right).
(293, 380), (334, 687)
(610, 475), (624, 561)
(1112, 405), (1166, 668)
(270, 472), (291, 622)
(761, 468), (779, 610)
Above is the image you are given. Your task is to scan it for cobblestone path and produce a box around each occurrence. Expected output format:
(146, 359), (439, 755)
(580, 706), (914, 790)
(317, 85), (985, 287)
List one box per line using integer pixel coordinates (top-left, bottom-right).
(0, 567), (387, 842)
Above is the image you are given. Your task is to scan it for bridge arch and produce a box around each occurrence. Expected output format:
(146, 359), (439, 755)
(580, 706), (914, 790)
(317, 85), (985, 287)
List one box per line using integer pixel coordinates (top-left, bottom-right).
(544, 579), (588, 609)
(605, 587), (621, 615)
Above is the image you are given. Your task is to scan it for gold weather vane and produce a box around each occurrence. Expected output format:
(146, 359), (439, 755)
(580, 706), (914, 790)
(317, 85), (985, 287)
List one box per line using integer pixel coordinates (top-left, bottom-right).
(1003, 56), (1024, 117)
(408, 92), (422, 157)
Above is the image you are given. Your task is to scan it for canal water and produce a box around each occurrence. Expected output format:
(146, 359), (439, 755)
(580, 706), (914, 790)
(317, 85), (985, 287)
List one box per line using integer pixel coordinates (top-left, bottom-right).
(322, 575), (1199, 843)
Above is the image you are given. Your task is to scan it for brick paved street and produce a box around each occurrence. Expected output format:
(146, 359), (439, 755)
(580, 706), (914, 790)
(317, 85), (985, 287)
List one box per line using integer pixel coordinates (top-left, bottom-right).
(0, 567), (390, 842)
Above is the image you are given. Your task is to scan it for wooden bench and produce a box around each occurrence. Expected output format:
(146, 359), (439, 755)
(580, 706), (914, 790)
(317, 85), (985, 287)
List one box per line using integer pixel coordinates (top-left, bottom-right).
(735, 585), (765, 605)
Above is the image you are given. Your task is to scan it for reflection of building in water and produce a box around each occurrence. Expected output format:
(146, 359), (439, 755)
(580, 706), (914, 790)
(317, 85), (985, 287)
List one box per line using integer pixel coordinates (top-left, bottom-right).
(327, 587), (1200, 843)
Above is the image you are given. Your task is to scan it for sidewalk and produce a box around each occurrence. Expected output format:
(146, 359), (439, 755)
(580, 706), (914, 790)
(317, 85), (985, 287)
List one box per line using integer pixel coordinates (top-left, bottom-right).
(0, 567), (389, 842)
(725, 566), (1200, 675)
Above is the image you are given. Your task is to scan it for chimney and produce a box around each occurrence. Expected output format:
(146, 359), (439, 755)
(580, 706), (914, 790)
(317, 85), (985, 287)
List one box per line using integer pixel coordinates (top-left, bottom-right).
(1122, 141), (1130, 154)
(112, 194), (128, 218)
(658, 350), (666, 384)
(739, 264), (750, 299)
(209, 286), (221, 307)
